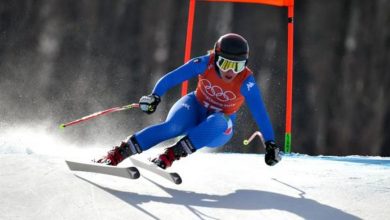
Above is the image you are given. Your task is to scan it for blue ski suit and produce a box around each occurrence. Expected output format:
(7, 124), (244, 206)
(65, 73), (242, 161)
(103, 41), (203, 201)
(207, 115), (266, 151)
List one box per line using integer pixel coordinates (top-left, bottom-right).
(133, 53), (275, 151)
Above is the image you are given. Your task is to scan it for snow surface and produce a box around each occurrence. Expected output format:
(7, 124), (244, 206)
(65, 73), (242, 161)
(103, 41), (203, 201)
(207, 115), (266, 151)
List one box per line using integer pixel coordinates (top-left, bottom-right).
(0, 130), (389, 220)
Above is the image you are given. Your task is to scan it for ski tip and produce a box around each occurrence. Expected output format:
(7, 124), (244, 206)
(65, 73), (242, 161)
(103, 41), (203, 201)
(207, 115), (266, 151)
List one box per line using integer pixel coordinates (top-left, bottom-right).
(128, 167), (141, 179)
(171, 173), (182, 185)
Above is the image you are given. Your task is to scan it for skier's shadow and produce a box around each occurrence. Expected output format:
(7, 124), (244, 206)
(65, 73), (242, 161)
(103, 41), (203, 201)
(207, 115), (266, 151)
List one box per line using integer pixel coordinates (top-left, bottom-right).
(76, 176), (359, 220)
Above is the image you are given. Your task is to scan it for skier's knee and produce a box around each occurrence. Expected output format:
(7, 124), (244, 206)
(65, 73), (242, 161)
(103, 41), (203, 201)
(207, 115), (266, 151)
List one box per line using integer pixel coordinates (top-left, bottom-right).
(208, 113), (231, 134)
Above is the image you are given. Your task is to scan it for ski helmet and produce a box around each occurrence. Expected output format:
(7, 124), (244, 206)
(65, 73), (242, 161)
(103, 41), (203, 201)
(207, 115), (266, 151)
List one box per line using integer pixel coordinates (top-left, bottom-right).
(214, 33), (249, 62)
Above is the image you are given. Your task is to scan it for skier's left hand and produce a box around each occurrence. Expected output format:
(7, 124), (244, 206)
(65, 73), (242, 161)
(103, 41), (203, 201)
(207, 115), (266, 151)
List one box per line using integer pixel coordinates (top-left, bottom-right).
(264, 141), (282, 166)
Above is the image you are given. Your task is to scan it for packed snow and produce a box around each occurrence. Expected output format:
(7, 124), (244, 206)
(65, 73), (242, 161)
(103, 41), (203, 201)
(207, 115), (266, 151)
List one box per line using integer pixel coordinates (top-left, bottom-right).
(0, 129), (389, 220)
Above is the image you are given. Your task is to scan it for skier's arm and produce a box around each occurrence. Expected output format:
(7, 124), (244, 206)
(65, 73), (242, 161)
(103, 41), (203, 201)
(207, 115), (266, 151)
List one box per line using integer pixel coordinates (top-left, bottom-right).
(241, 75), (281, 165)
(152, 55), (209, 97)
(139, 55), (208, 114)
(240, 75), (275, 142)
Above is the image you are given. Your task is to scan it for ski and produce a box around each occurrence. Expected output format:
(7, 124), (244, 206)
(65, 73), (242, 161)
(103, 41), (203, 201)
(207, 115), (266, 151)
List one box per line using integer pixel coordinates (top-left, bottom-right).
(129, 158), (182, 185)
(65, 160), (140, 179)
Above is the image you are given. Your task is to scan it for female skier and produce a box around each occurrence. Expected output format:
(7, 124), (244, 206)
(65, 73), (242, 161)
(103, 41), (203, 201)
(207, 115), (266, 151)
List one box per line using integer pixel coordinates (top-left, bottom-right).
(97, 33), (282, 169)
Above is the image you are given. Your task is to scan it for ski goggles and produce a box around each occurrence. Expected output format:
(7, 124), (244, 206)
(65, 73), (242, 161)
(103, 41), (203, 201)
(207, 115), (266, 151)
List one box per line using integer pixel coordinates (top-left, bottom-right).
(216, 56), (246, 74)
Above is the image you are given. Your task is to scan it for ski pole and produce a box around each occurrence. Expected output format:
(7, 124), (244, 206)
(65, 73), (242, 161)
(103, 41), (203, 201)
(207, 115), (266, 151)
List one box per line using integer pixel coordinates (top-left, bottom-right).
(243, 131), (265, 147)
(59, 103), (140, 129)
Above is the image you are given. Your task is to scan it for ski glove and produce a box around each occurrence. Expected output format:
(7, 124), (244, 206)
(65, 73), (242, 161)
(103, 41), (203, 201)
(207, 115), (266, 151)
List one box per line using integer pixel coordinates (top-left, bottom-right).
(264, 141), (282, 166)
(139, 94), (161, 114)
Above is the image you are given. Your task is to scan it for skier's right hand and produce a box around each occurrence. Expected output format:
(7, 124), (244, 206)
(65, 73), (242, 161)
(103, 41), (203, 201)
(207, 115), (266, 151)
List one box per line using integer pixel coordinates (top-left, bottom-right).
(139, 94), (161, 114)
(264, 141), (282, 166)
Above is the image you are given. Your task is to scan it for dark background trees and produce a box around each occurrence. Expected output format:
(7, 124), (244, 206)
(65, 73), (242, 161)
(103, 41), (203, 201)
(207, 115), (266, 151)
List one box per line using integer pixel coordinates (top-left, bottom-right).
(0, 0), (389, 156)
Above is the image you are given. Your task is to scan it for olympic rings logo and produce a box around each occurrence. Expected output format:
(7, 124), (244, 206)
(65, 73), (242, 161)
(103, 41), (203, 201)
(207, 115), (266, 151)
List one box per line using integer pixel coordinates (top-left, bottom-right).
(200, 79), (236, 102)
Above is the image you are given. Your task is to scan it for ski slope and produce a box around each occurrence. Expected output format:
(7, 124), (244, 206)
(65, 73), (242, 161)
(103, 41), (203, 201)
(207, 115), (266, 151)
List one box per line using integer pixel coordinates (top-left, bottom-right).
(0, 133), (389, 220)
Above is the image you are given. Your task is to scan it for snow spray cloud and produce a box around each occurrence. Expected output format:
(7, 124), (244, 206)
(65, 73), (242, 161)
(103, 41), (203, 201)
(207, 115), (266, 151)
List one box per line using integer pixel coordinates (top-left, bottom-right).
(0, 2), (141, 148)
(0, 123), (111, 159)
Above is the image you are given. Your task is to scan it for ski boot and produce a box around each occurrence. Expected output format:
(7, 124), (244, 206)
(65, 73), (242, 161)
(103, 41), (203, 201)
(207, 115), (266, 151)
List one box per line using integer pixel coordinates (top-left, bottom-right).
(152, 136), (196, 169)
(96, 135), (142, 166)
